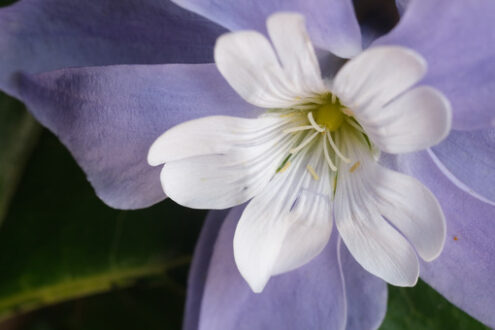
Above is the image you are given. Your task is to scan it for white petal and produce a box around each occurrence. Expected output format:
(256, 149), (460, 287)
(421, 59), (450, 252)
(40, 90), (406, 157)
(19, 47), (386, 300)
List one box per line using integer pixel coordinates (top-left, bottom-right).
(333, 46), (426, 110)
(358, 86), (452, 153)
(334, 130), (419, 286)
(234, 140), (333, 292)
(214, 31), (298, 108)
(148, 115), (285, 165)
(350, 131), (447, 259)
(151, 116), (300, 209)
(371, 166), (446, 261)
(267, 13), (326, 95)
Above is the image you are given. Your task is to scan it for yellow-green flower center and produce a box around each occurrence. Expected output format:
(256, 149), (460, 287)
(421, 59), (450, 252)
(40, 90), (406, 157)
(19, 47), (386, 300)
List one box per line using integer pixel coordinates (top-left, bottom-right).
(314, 103), (345, 132)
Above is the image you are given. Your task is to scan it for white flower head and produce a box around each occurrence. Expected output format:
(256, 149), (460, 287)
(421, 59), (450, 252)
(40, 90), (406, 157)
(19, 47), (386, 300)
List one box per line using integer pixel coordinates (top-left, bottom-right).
(148, 13), (452, 293)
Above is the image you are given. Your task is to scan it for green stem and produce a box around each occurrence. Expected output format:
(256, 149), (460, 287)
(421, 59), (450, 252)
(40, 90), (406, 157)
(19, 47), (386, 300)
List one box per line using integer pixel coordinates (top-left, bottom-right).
(0, 256), (191, 321)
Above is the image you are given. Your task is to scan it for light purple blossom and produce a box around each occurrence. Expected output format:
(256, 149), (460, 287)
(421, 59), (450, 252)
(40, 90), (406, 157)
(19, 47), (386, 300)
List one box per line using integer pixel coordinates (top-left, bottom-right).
(0, 0), (494, 329)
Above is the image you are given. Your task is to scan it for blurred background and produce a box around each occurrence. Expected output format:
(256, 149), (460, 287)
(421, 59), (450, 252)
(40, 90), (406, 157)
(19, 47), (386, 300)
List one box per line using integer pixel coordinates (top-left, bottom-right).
(0, 0), (490, 329)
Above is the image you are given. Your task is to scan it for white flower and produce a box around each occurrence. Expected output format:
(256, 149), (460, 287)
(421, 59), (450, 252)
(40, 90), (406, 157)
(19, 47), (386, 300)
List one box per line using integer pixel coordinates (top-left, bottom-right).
(148, 13), (451, 293)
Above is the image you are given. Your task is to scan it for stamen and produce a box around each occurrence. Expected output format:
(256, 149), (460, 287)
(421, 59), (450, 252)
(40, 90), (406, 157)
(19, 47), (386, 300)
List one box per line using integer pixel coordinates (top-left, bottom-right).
(349, 161), (361, 173)
(326, 131), (351, 163)
(304, 96), (325, 104)
(307, 112), (325, 132)
(342, 108), (354, 116)
(306, 165), (319, 180)
(331, 93), (336, 103)
(292, 104), (318, 110)
(322, 137), (337, 171)
(345, 117), (365, 133)
(278, 160), (291, 173)
(283, 125), (314, 134)
(290, 131), (319, 154)
(279, 112), (300, 118)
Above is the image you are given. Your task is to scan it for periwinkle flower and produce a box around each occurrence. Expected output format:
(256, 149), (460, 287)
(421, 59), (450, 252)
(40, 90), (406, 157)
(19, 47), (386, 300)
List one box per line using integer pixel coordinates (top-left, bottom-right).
(0, 0), (494, 329)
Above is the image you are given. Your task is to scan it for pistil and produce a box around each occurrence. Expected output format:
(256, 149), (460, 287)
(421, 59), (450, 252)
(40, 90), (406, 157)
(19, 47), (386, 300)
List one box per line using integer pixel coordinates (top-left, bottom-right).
(314, 103), (345, 131)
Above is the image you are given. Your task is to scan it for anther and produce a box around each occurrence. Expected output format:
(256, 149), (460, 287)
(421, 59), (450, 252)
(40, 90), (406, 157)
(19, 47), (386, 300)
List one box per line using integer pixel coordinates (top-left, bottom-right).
(306, 165), (319, 180)
(278, 161), (291, 173)
(304, 96), (325, 104)
(349, 161), (361, 173)
(342, 108), (354, 116)
(279, 112), (300, 118)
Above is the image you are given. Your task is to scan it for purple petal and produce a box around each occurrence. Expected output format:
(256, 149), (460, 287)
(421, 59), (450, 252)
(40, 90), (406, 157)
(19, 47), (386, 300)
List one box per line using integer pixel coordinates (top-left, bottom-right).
(374, 0), (495, 130)
(199, 206), (345, 329)
(186, 205), (387, 330)
(172, 0), (362, 58)
(339, 240), (388, 329)
(14, 64), (253, 209)
(431, 128), (495, 205)
(395, 0), (408, 15)
(0, 0), (226, 94)
(396, 151), (495, 327)
(184, 209), (228, 330)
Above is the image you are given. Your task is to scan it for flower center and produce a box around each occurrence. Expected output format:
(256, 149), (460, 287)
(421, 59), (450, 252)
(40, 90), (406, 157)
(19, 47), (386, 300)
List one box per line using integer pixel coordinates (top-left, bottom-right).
(314, 103), (345, 132)
(277, 92), (371, 175)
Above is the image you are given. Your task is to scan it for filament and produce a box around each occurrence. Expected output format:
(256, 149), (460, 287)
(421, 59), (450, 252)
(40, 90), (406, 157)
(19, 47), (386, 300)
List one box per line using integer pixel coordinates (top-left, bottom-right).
(283, 125), (314, 134)
(345, 117), (365, 133)
(322, 137), (337, 171)
(291, 104), (317, 110)
(307, 112), (325, 132)
(326, 131), (351, 163)
(290, 131), (319, 154)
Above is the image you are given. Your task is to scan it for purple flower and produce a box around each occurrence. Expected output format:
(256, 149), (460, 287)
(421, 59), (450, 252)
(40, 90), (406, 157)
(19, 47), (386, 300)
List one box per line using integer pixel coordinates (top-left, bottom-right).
(1, 0), (494, 329)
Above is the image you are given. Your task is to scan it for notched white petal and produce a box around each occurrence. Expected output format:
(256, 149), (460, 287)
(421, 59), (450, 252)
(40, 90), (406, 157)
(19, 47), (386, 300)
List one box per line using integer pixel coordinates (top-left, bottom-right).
(335, 178), (420, 286)
(160, 152), (268, 209)
(234, 143), (333, 292)
(333, 46), (427, 110)
(214, 31), (296, 108)
(359, 86), (452, 153)
(214, 12), (328, 110)
(372, 166), (446, 261)
(147, 115), (283, 165)
(334, 130), (423, 286)
(150, 116), (296, 209)
(267, 12), (326, 95)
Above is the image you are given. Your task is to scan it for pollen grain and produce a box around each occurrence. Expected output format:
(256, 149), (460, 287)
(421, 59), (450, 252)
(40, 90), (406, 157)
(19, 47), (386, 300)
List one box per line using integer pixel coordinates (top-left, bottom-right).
(306, 165), (319, 180)
(349, 161), (361, 173)
(278, 161), (291, 173)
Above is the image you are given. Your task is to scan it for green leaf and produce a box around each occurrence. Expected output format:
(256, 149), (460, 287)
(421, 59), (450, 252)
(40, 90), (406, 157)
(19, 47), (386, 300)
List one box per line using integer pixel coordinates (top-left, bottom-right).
(16, 279), (187, 330)
(0, 131), (206, 322)
(0, 92), (42, 224)
(380, 280), (489, 330)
